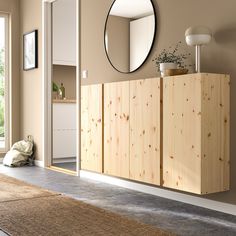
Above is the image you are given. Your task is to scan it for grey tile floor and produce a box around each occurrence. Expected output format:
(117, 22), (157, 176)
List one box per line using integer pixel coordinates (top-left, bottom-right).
(0, 230), (8, 236)
(0, 165), (236, 236)
(53, 162), (76, 171)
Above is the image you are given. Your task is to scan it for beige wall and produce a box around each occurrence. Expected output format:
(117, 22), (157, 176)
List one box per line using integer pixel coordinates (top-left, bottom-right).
(20, 0), (42, 160)
(0, 0), (20, 148)
(53, 65), (76, 100)
(81, 0), (236, 204)
(81, 0), (156, 86)
(106, 15), (130, 72)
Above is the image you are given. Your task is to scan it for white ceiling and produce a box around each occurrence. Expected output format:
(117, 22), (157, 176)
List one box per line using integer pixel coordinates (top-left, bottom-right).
(110, 0), (154, 19)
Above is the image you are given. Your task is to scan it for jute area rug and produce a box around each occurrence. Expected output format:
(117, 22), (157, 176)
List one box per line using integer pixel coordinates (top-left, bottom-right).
(0, 174), (174, 236)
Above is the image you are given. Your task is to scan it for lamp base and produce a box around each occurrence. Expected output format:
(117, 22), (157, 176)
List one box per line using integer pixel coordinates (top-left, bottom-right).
(195, 45), (201, 73)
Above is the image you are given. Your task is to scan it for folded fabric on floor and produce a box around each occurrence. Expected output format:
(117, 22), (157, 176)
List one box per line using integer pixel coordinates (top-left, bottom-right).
(3, 136), (34, 167)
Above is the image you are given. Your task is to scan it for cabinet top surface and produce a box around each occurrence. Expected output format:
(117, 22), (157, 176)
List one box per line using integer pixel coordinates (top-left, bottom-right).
(82, 73), (230, 86)
(163, 73), (230, 80)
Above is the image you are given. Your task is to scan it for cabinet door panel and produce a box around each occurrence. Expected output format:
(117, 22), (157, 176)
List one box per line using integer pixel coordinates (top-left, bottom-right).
(163, 74), (230, 194)
(104, 81), (130, 178)
(52, 0), (76, 66)
(53, 103), (76, 159)
(201, 74), (230, 193)
(130, 78), (161, 185)
(53, 103), (76, 130)
(163, 75), (202, 194)
(81, 84), (103, 173)
(53, 130), (76, 158)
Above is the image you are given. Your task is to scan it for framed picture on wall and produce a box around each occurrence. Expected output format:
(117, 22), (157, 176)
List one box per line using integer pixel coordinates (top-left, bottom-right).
(23, 30), (38, 71)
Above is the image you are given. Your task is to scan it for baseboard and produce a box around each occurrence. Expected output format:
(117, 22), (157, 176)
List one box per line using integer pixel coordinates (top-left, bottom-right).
(1, 158), (44, 167)
(34, 160), (44, 168)
(80, 170), (236, 216)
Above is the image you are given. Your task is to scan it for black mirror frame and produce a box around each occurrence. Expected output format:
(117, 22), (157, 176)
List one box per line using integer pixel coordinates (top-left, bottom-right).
(104, 0), (157, 74)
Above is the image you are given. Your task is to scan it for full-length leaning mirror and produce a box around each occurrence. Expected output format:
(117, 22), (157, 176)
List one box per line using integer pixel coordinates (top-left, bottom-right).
(104, 0), (156, 73)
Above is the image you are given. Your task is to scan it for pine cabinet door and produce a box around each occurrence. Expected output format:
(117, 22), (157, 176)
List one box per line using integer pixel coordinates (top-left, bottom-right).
(81, 84), (103, 173)
(130, 78), (161, 185)
(104, 81), (130, 178)
(163, 73), (230, 194)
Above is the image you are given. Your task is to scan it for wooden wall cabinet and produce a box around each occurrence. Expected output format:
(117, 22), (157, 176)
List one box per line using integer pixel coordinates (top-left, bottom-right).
(129, 78), (161, 185)
(81, 84), (103, 173)
(81, 73), (230, 195)
(104, 81), (130, 178)
(163, 73), (230, 194)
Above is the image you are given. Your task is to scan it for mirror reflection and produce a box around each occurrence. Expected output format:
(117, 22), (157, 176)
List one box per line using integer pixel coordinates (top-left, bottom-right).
(105, 0), (156, 73)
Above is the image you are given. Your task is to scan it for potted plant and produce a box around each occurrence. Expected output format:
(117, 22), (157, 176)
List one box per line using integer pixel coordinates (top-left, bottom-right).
(52, 82), (59, 99)
(153, 41), (192, 76)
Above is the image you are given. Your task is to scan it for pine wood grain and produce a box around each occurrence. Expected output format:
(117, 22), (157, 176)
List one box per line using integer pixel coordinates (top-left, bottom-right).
(163, 73), (230, 194)
(129, 78), (161, 185)
(104, 81), (130, 178)
(81, 84), (103, 173)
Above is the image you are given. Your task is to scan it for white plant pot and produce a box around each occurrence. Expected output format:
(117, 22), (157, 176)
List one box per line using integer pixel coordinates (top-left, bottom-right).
(160, 63), (177, 77)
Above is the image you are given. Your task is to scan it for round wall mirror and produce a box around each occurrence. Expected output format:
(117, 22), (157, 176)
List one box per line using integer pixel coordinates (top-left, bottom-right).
(104, 0), (156, 73)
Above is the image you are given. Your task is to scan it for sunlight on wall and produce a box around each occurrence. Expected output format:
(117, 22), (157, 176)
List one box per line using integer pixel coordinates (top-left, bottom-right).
(0, 18), (4, 49)
(0, 17), (5, 149)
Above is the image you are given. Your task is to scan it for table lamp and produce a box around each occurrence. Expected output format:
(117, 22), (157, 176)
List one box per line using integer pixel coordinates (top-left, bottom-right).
(185, 26), (212, 73)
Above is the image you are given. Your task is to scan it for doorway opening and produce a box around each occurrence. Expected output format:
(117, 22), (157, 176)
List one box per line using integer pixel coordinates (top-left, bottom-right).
(42, 0), (80, 176)
(0, 14), (9, 153)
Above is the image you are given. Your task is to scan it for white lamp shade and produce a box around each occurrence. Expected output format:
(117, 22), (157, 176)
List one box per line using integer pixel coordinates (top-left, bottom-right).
(185, 26), (212, 46)
(185, 34), (211, 46)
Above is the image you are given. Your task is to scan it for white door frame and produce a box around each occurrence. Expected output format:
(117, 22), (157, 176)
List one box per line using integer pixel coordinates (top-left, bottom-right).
(42, 0), (81, 175)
